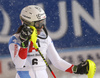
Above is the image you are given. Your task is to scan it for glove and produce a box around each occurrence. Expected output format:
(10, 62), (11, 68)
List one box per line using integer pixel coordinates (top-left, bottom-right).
(29, 26), (38, 49)
(73, 60), (89, 74)
(19, 26), (33, 48)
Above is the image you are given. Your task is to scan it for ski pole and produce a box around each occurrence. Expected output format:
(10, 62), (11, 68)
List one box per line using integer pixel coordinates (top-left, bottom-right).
(34, 43), (56, 78)
(37, 48), (56, 78)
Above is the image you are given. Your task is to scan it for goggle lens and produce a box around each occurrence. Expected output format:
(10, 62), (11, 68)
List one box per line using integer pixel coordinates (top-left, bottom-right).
(34, 20), (45, 29)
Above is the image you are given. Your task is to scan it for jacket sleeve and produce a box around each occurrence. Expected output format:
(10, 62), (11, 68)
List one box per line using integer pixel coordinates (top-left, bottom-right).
(46, 37), (74, 73)
(8, 36), (28, 68)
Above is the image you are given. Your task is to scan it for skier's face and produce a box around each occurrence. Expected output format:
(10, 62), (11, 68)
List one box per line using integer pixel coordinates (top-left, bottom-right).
(34, 20), (44, 29)
(36, 26), (43, 35)
(34, 20), (45, 35)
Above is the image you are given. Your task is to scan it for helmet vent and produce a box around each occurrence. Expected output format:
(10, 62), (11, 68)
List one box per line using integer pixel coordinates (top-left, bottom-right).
(29, 7), (31, 9)
(29, 12), (32, 14)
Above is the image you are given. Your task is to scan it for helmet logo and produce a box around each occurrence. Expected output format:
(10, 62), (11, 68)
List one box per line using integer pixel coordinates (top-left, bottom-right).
(36, 13), (45, 19)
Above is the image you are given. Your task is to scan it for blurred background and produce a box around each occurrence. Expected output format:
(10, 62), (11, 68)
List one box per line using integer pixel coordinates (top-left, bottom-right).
(0, 0), (100, 78)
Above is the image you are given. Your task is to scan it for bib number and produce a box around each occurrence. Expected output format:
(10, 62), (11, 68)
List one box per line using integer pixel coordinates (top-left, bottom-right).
(32, 58), (38, 65)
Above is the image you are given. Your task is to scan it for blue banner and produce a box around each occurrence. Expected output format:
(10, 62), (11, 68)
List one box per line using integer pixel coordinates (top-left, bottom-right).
(0, 0), (100, 55)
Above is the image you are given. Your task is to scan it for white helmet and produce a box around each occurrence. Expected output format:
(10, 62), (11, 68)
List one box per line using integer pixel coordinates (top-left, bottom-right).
(20, 5), (46, 27)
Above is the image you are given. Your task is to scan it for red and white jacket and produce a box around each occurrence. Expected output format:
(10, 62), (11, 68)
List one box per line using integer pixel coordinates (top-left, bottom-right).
(8, 34), (73, 73)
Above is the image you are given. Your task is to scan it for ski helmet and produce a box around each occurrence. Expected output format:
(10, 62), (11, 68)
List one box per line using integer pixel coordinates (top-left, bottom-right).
(20, 5), (46, 29)
(20, 5), (48, 39)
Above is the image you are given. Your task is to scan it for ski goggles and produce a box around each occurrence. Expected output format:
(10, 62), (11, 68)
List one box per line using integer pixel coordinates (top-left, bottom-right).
(34, 20), (45, 29)
(21, 17), (45, 29)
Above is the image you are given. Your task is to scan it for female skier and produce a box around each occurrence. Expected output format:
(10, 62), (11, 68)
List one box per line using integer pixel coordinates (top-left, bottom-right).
(8, 5), (90, 78)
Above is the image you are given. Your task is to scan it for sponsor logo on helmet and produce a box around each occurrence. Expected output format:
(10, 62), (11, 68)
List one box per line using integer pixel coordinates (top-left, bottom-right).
(36, 13), (45, 19)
